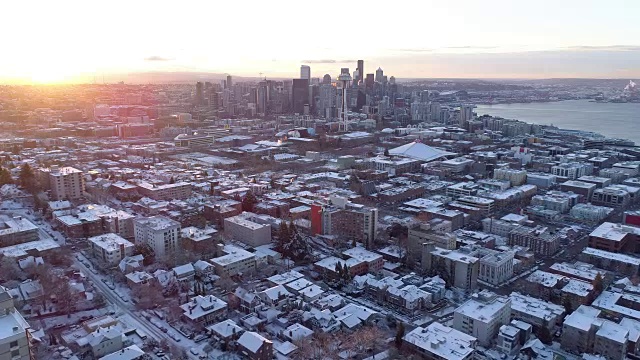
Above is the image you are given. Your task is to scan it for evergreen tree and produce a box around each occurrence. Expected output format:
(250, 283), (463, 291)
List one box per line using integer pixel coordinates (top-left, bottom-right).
(395, 322), (405, 347)
(335, 262), (343, 278)
(0, 167), (13, 186)
(562, 297), (573, 314)
(19, 163), (36, 193)
(594, 273), (604, 293)
(242, 191), (258, 212)
(169, 176), (175, 184)
(384, 148), (390, 157)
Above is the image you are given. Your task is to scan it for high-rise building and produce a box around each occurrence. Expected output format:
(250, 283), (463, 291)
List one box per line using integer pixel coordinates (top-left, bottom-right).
(318, 83), (336, 118)
(291, 79), (309, 114)
(0, 286), (32, 360)
(322, 74), (331, 84)
(375, 67), (384, 82)
(134, 216), (181, 260)
(226, 75), (233, 89)
(460, 104), (474, 128)
(195, 82), (204, 106)
(300, 65), (311, 80)
(365, 73), (374, 89)
(357, 60), (364, 84)
(43, 166), (85, 201)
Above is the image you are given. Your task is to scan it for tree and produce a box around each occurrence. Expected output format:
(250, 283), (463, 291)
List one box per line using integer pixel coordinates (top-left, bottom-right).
(241, 191), (258, 212)
(594, 273), (604, 293)
(335, 262), (343, 278)
(282, 222), (311, 263)
(536, 326), (553, 345)
(384, 148), (390, 157)
(133, 243), (155, 266)
(169, 176), (175, 184)
(395, 322), (405, 348)
(0, 167), (13, 186)
(0, 255), (25, 283)
(276, 221), (289, 253)
(562, 297), (573, 314)
(93, 292), (106, 308)
(19, 163), (37, 193)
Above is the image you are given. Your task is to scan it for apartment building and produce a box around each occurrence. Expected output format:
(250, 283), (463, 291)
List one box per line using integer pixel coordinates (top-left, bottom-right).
(136, 181), (192, 200)
(0, 286), (31, 360)
(43, 166), (85, 200)
(224, 213), (271, 247)
(321, 200), (378, 248)
(508, 226), (561, 256)
(0, 216), (39, 248)
(403, 322), (477, 360)
(133, 216), (181, 260)
(494, 168), (527, 186)
(209, 245), (256, 277)
(509, 292), (565, 330)
(453, 290), (511, 346)
(561, 305), (628, 360)
(551, 162), (590, 180)
(423, 243), (479, 290)
(88, 233), (134, 267)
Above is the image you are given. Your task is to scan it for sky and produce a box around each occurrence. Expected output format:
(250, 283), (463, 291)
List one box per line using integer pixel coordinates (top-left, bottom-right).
(2, 0), (640, 84)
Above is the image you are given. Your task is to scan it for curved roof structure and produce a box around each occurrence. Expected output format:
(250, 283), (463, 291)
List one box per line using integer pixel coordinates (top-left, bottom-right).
(389, 141), (455, 162)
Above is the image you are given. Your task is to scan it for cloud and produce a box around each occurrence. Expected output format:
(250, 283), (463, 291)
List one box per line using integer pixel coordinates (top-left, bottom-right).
(144, 56), (173, 61)
(301, 59), (356, 64)
(444, 46), (498, 50)
(396, 48), (435, 53)
(565, 45), (640, 51)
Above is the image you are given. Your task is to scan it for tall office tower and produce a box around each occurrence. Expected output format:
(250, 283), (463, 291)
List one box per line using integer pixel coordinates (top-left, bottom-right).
(309, 84), (319, 115)
(292, 78), (310, 114)
(429, 102), (441, 121)
(365, 73), (374, 89)
(319, 83), (336, 118)
(357, 60), (364, 84)
(226, 75), (233, 89)
(375, 67), (384, 82)
(209, 92), (220, 110)
(460, 104), (474, 128)
(300, 65), (311, 80)
(322, 74), (332, 84)
(420, 90), (430, 103)
(195, 81), (204, 106)
(338, 68), (352, 131)
(257, 81), (268, 114)
(389, 76), (396, 84)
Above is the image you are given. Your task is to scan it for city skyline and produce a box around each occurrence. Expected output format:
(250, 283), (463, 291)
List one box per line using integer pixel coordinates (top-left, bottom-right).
(2, 0), (640, 84)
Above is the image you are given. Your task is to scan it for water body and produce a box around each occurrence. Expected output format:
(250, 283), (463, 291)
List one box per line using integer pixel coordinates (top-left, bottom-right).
(475, 100), (640, 145)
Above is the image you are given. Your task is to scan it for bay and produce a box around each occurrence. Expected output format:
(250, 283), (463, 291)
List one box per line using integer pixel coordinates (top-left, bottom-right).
(475, 100), (640, 145)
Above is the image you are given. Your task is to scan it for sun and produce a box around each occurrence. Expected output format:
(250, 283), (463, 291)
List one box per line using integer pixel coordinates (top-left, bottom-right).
(29, 64), (78, 84)
(30, 71), (72, 84)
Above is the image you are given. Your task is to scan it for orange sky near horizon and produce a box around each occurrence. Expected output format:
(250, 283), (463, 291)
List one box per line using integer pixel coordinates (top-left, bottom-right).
(2, 0), (640, 84)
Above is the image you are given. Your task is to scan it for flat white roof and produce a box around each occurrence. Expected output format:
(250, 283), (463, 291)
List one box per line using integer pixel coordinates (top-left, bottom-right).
(403, 322), (476, 360)
(590, 222), (640, 242)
